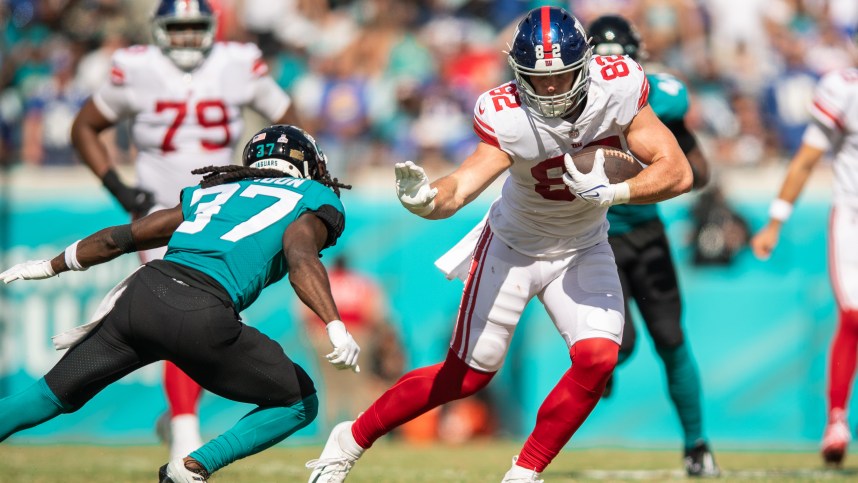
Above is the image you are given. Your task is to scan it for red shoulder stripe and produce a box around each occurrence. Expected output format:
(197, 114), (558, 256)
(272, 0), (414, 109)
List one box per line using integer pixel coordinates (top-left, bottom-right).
(252, 58), (269, 77)
(812, 100), (845, 131)
(473, 118), (499, 147)
(637, 75), (650, 111)
(110, 66), (125, 85)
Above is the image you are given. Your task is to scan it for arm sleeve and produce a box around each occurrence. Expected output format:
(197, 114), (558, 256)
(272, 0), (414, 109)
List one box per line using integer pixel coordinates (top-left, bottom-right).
(663, 119), (698, 154)
(308, 204), (345, 249)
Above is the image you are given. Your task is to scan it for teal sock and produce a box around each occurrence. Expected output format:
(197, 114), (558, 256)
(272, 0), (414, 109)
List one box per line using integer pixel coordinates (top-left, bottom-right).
(190, 394), (319, 473)
(0, 378), (69, 442)
(656, 343), (705, 448)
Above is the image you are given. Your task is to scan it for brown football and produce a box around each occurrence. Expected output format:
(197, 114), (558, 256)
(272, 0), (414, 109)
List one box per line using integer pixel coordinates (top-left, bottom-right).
(568, 145), (643, 184)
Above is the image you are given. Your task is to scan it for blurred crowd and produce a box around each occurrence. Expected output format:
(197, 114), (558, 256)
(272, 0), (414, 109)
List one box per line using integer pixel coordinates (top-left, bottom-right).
(1, 0), (857, 178)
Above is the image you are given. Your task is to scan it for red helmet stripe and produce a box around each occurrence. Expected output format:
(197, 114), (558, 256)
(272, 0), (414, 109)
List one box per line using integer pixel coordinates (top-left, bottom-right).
(541, 7), (553, 59)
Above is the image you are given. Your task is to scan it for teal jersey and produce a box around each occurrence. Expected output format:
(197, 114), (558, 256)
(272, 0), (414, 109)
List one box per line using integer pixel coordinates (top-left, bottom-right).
(607, 72), (690, 236)
(164, 177), (344, 312)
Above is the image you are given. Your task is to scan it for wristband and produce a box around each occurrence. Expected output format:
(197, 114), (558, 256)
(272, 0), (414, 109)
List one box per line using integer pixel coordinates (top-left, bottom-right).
(768, 198), (793, 222)
(101, 169), (127, 197)
(64, 240), (89, 271)
(612, 182), (630, 205)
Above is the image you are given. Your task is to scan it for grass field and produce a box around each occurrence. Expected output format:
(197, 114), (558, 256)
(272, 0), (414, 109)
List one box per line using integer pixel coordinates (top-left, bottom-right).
(2, 441), (858, 482)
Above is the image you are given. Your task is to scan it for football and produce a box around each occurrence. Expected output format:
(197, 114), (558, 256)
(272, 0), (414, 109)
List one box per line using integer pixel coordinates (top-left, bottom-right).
(568, 145), (643, 184)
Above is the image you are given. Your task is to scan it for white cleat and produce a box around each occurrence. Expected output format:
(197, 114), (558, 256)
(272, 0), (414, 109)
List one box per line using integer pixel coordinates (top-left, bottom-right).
(822, 409), (852, 466)
(158, 457), (209, 483)
(501, 456), (543, 483)
(306, 421), (364, 483)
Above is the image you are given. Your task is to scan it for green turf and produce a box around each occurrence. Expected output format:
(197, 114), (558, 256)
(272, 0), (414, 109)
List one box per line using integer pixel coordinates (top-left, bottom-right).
(1, 440), (857, 482)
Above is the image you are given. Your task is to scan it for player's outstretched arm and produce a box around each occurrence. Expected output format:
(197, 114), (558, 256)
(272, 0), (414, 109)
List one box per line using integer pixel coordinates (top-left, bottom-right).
(396, 142), (511, 220)
(624, 105), (694, 204)
(71, 99), (155, 216)
(284, 213), (360, 372)
(750, 142), (825, 260)
(1, 205), (184, 284)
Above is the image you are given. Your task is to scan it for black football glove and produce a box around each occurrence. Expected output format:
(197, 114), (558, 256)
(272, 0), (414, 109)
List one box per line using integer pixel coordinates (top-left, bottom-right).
(101, 169), (156, 216)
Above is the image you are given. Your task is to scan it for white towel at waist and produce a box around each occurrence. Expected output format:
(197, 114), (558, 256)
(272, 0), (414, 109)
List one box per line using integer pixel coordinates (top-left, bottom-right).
(52, 266), (143, 350)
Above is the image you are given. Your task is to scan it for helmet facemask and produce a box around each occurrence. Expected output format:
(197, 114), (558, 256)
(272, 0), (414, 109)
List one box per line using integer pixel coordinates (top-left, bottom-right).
(152, 1), (216, 71)
(508, 48), (591, 118)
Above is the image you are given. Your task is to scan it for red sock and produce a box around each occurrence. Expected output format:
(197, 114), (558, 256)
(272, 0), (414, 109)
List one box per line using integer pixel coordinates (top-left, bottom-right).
(164, 362), (202, 416)
(351, 349), (494, 448)
(829, 309), (858, 413)
(515, 338), (618, 472)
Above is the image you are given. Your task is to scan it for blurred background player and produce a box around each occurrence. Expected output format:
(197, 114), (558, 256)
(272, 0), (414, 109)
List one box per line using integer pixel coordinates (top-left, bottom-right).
(306, 6), (693, 482)
(69, 0), (301, 460)
(296, 254), (404, 433)
(588, 15), (719, 477)
(751, 39), (858, 466)
(0, 124), (358, 483)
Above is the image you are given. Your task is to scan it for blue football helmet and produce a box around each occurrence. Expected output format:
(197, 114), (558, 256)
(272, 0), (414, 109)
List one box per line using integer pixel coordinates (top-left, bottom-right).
(151, 0), (217, 71)
(508, 7), (592, 118)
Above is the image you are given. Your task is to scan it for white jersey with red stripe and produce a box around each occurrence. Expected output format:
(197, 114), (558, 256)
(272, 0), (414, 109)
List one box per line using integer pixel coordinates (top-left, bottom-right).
(472, 54), (649, 257)
(92, 42), (291, 208)
(808, 68), (858, 208)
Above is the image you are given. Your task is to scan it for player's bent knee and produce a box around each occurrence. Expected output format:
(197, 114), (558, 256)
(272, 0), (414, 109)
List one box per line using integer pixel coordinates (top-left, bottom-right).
(468, 335), (508, 373)
(298, 393), (320, 423)
(573, 338), (619, 373)
(652, 329), (684, 350)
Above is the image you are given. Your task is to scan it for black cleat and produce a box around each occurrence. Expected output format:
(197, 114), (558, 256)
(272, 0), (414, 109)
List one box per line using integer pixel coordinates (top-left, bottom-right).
(684, 441), (721, 477)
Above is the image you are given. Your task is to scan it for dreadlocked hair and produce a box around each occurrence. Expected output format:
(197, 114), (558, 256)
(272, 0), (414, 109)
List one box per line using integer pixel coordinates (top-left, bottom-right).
(192, 165), (353, 197)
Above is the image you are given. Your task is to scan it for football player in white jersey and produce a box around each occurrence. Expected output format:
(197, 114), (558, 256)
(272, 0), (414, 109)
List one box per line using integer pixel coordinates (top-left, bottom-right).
(70, 0), (299, 461)
(306, 7), (692, 482)
(752, 47), (858, 466)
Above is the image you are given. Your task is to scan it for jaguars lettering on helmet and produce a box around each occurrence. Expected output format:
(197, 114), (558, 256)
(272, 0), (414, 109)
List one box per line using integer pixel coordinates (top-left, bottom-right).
(242, 124), (330, 182)
(507, 6), (592, 118)
(151, 0), (217, 71)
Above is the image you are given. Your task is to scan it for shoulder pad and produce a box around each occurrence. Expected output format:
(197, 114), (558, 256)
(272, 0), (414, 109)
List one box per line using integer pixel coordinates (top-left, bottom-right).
(472, 82), (526, 151)
(109, 45), (160, 86)
(811, 69), (857, 130)
(590, 55), (649, 110)
(214, 42), (268, 78)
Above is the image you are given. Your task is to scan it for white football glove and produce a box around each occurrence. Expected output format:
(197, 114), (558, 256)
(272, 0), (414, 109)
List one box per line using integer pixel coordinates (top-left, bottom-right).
(395, 161), (438, 216)
(562, 149), (629, 207)
(0, 260), (56, 284)
(325, 320), (361, 373)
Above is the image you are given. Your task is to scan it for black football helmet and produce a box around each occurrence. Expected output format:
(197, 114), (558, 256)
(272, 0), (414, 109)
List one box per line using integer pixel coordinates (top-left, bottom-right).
(588, 15), (642, 61)
(152, 0), (217, 71)
(242, 125), (330, 182)
(508, 6), (592, 118)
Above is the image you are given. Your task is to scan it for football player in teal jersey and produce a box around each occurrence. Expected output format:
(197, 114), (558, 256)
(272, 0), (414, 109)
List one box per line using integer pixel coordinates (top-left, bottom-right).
(588, 15), (719, 478)
(0, 125), (357, 483)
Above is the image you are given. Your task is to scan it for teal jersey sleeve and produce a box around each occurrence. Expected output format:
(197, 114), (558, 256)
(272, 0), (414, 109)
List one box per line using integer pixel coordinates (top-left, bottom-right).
(165, 178), (345, 312)
(646, 73), (689, 123)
